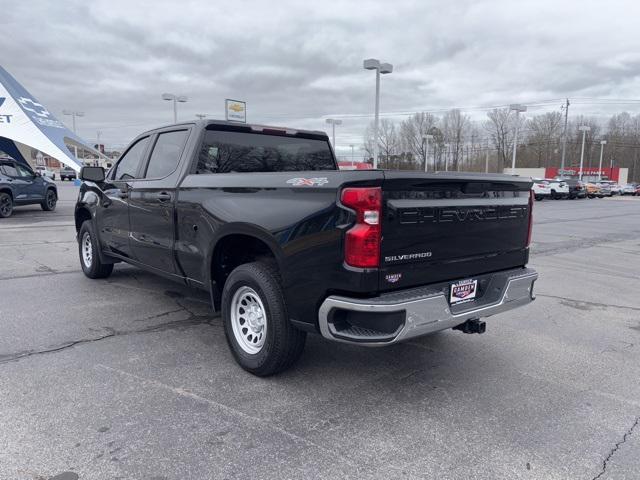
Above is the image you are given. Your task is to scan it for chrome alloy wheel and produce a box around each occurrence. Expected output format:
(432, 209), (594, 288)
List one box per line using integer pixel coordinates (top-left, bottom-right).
(81, 231), (93, 269)
(231, 286), (267, 354)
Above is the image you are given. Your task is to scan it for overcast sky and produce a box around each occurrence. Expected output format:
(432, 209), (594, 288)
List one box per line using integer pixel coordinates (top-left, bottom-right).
(2, 0), (640, 156)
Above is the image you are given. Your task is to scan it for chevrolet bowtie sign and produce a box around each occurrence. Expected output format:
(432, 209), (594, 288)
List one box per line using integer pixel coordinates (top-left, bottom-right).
(225, 99), (246, 123)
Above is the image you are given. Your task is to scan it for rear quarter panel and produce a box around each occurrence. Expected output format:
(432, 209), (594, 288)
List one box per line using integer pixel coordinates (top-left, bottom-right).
(175, 170), (384, 327)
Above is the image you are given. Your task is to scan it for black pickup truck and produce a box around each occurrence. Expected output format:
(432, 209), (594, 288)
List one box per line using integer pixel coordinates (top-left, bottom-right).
(75, 120), (537, 375)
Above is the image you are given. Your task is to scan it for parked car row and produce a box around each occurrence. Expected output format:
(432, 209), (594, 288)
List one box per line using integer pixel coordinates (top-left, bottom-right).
(531, 178), (639, 200)
(532, 178), (585, 200)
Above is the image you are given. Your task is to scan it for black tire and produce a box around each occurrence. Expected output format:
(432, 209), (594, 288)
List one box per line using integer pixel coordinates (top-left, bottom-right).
(40, 189), (57, 211)
(78, 221), (114, 279)
(0, 192), (13, 218)
(222, 261), (306, 376)
(534, 195), (542, 201)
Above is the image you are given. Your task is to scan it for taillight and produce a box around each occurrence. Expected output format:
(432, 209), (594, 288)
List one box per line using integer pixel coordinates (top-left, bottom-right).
(526, 190), (534, 247)
(341, 187), (382, 268)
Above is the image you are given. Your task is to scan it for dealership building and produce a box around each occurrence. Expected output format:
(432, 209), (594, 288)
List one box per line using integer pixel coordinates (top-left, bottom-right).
(504, 167), (629, 184)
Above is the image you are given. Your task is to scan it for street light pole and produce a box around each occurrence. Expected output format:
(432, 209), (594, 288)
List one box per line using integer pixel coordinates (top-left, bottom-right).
(364, 59), (393, 169)
(510, 104), (527, 172)
(485, 137), (490, 173)
(63, 110), (85, 160)
(578, 125), (591, 181)
(349, 144), (355, 167)
(598, 140), (607, 181)
(422, 134), (434, 172)
(444, 143), (450, 171)
(560, 98), (570, 173)
(161, 93), (188, 123)
(325, 118), (342, 150)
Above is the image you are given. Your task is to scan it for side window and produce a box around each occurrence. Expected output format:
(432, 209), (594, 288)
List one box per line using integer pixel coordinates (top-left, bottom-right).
(15, 164), (34, 177)
(112, 137), (150, 180)
(1, 164), (18, 176)
(144, 130), (188, 179)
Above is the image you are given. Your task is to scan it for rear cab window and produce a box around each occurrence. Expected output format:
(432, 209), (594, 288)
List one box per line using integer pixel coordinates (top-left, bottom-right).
(143, 130), (189, 179)
(195, 127), (337, 174)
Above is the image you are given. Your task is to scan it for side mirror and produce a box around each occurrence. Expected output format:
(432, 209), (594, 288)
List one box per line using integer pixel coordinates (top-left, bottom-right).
(80, 166), (105, 182)
(34, 171), (41, 177)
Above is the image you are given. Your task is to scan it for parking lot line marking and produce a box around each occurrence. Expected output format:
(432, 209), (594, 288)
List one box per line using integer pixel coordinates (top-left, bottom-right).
(95, 363), (362, 469)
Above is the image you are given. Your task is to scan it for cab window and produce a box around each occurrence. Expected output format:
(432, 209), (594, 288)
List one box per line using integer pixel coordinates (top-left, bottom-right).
(144, 130), (188, 179)
(112, 137), (150, 180)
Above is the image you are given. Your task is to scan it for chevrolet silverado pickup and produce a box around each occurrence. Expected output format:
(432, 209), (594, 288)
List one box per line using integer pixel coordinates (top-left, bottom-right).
(75, 120), (537, 376)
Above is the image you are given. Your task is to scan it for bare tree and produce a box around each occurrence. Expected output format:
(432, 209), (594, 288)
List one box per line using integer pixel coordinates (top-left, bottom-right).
(399, 112), (438, 170)
(484, 108), (524, 172)
(527, 112), (563, 167)
(442, 109), (469, 171)
(363, 119), (400, 168)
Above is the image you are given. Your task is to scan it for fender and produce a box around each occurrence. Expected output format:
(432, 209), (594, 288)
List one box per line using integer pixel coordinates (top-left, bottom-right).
(204, 222), (285, 282)
(75, 188), (118, 265)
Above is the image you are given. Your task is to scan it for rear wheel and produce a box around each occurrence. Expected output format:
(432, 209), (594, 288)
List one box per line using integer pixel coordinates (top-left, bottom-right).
(0, 192), (13, 218)
(41, 189), (57, 211)
(78, 221), (113, 279)
(222, 261), (306, 376)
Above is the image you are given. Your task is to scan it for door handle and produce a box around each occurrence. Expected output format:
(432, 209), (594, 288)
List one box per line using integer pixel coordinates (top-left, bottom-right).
(156, 192), (172, 202)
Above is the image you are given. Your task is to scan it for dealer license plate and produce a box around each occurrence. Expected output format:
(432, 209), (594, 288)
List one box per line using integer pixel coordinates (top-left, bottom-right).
(450, 279), (478, 304)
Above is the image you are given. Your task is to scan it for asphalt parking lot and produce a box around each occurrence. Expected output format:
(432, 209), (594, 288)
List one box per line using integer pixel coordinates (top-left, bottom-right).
(1, 182), (639, 480)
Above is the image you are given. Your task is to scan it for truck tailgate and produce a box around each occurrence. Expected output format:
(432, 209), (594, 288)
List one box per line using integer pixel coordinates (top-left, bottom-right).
(380, 172), (532, 291)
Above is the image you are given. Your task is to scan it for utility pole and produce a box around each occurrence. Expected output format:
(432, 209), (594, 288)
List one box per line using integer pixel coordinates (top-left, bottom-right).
(96, 130), (102, 166)
(560, 98), (570, 173)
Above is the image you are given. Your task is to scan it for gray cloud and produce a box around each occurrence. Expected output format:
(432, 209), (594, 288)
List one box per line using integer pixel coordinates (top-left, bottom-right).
(2, 0), (640, 155)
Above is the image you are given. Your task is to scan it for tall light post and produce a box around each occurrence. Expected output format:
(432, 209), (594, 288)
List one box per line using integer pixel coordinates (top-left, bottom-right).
(161, 93), (188, 123)
(578, 125), (591, 180)
(325, 118), (342, 149)
(598, 140), (607, 180)
(422, 134), (434, 172)
(63, 110), (84, 160)
(444, 143), (450, 171)
(485, 137), (490, 173)
(349, 144), (355, 167)
(363, 58), (393, 169)
(509, 104), (527, 172)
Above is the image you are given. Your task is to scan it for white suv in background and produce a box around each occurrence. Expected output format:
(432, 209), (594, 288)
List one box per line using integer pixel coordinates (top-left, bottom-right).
(532, 179), (552, 200)
(544, 179), (570, 199)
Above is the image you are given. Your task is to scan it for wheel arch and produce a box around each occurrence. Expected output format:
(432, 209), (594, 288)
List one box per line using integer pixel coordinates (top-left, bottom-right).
(0, 187), (13, 199)
(207, 224), (284, 309)
(75, 206), (93, 233)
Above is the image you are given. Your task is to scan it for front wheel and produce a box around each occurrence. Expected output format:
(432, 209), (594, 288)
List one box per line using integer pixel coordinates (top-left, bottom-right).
(78, 221), (113, 279)
(41, 189), (57, 211)
(222, 261), (306, 376)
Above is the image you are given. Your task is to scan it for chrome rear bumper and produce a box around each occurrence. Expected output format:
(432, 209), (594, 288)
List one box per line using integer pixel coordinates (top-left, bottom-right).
(318, 268), (537, 346)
